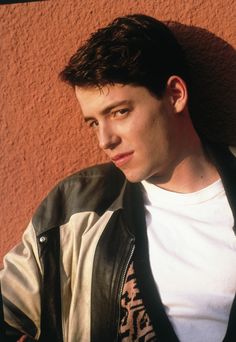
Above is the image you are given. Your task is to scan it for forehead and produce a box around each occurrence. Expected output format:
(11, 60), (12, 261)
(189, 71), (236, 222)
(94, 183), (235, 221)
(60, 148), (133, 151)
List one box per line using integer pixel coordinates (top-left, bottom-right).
(75, 84), (120, 109)
(75, 84), (154, 116)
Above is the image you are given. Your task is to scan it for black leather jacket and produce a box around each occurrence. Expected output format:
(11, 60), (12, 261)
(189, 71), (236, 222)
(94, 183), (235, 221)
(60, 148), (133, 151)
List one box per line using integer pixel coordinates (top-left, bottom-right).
(1, 142), (236, 342)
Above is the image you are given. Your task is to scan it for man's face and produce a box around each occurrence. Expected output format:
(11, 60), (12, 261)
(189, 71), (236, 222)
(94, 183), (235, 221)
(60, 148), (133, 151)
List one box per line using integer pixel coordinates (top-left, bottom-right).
(75, 83), (182, 183)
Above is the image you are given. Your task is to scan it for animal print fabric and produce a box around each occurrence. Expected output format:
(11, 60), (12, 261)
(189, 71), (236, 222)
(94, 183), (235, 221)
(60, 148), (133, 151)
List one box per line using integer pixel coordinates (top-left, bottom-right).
(119, 261), (157, 341)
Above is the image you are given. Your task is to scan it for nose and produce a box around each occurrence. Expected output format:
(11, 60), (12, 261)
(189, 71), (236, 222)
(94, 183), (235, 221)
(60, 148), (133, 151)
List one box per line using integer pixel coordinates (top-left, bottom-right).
(97, 124), (121, 150)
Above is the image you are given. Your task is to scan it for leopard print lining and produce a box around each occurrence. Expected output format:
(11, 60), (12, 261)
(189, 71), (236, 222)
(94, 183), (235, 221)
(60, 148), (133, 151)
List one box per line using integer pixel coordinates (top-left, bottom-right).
(119, 261), (157, 341)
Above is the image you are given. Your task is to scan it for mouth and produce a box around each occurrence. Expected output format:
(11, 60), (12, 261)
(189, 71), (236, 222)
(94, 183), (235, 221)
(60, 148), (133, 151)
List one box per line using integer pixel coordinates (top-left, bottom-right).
(111, 151), (134, 167)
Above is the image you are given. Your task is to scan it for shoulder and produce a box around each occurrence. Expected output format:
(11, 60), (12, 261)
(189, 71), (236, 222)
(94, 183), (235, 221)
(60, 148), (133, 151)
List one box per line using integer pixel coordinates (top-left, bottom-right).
(32, 163), (126, 235)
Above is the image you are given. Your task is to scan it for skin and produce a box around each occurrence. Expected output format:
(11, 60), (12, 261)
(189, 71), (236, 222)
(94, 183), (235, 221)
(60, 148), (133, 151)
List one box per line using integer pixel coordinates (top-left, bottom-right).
(75, 77), (219, 193)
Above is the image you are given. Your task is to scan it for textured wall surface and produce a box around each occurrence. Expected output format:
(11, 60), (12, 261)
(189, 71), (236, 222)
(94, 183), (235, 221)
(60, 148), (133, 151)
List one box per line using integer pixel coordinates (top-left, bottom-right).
(0, 0), (235, 262)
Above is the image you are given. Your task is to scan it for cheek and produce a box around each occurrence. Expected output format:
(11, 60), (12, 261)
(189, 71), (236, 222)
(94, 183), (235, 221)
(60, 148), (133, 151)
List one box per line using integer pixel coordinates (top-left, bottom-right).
(117, 115), (161, 149)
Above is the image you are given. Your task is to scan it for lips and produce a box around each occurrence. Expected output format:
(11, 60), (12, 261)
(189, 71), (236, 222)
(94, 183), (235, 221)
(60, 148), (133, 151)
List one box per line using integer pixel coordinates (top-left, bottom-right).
(111, 151), (134, 167)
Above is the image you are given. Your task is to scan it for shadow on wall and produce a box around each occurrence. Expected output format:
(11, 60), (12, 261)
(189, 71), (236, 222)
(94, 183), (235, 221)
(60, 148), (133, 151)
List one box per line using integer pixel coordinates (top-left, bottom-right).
(169, 22), (236, 147)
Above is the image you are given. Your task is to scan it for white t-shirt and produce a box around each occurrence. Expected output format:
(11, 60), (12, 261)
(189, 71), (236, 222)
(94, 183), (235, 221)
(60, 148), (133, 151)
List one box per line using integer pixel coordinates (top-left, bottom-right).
(142, 179), (235, 342)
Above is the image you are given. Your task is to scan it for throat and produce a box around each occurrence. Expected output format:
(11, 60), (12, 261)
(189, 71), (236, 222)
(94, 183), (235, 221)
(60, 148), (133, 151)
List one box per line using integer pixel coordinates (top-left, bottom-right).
(149, 156), (220, 194)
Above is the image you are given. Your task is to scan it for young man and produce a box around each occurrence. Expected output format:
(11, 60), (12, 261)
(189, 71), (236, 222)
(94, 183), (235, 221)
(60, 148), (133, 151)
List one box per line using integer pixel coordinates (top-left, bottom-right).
(1, 14), (236, 342)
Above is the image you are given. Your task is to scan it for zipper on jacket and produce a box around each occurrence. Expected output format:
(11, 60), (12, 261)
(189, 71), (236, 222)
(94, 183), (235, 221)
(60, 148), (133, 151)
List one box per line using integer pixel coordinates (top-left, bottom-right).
(115, 242), (135, 342)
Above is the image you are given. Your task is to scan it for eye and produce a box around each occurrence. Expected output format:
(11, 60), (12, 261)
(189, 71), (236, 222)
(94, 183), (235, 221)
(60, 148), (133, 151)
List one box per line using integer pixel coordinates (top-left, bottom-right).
(87, 120), (99, 129)
(112, 108), (129, 117)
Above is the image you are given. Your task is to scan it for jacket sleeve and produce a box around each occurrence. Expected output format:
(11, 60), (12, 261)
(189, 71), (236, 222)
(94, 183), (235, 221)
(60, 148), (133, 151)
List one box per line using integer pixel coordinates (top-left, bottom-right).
(0, 221), (42, 340)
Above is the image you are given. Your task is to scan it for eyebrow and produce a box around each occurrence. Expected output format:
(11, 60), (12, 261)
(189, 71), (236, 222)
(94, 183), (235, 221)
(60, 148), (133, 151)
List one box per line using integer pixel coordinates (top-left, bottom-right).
(84, 100), (132, 122)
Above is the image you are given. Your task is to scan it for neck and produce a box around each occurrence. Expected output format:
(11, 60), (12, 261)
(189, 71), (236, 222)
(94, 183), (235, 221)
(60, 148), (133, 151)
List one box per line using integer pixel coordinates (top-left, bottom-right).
(149, 122), (220, 193)
(155, 151), (219, 194)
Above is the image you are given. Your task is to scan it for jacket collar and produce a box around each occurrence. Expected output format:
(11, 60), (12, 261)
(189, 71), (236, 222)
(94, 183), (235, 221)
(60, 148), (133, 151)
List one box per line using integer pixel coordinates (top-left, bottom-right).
(204, 141), (236, 230)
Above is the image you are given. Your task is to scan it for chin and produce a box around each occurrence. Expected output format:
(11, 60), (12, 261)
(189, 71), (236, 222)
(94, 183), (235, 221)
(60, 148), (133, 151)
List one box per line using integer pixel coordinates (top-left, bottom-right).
(122, 169), (148, 183)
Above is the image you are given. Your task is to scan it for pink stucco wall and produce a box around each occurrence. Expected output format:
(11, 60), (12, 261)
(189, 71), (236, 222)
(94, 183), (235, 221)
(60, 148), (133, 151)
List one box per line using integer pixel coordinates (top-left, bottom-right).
(0, 0), (235, 262)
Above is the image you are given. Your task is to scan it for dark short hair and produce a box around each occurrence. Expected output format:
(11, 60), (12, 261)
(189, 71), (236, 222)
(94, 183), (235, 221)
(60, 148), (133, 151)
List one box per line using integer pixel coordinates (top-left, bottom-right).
(60, 14), (189, 97)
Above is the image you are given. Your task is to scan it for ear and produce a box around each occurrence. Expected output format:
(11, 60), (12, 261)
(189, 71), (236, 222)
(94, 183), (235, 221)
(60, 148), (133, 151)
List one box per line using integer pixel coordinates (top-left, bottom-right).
(166, 76), (188, 113)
